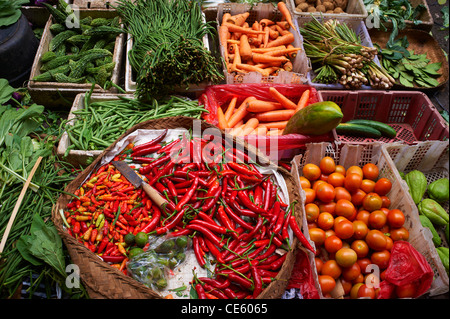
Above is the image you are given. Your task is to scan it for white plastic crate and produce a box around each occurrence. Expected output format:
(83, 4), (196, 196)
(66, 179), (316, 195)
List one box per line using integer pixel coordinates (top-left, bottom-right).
(216, 2), (310, 85)
(291, 142), (448, 298)
(297, 17), (381, 90)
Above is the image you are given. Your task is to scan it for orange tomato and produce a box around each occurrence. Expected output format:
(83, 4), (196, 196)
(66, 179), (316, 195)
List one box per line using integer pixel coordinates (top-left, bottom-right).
(370, 249), (391, 269)
(309, 227), (326, 246)
(344, 173), (362, 193)
(387, 209), (405, 228)
(327, 172), (345, 188)
(357, 284), (376, 299)
(390, 227), (409, 241)
(335, 165), (346, 175)
(362, 163), (379, 181)
(385, 235), (394, 251)
(312, 180), (326, 192)
(318, 275), (336, 294)
(352, 220), (369, 240)
(334, 218), (354, 240)
(340, 278), (352, 296)
(351, 239), (369, 258)
(304, 188), (316, 204)
(346, 165), (363, 178)
(374, 177), (392, 196)
(335, 247), (357, 267)
(368, 210), (387, 229)
(315, 257), (324, 273)
(342, 262), (361, 282)
(319, 201), (336, 215)
(305, 203), (320, 223)
(350, 283), (364, 299)
(381, 195), (391, 208)
(317, 212), (335, 230)
(357, 258), (372, 274)
(362, 192), (383, 212)
(303, 163), (321, 181)
(321, 260), (342, 279)
(324, 235), (343, 253)
(299, 176), (311, 189)
(316, 183), (335, 203)
(351, 189), (367, 207)
(355, 210), (370, 225)
(335, 199), (356, 219)
(365, 229), (387, 251)
(334, 187), (352, 201)
(319, 156), (336, 175)
(360, 179), (376, 193)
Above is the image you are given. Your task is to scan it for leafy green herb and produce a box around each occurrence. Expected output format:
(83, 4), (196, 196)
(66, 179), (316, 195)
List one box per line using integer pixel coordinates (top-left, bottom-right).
(0, 0), (28, 27)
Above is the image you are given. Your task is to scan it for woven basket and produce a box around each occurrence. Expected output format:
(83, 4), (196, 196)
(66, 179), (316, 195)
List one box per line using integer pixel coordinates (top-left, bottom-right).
(52, 116), (303, 299)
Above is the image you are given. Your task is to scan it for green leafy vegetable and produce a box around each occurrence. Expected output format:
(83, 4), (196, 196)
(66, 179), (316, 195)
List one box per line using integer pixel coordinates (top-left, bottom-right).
(0, 0), (28, 27)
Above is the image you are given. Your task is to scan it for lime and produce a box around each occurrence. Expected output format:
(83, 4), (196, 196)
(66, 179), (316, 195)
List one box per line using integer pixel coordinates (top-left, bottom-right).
(124, 233), (135, 246)
(135, 232), (149, 248)
(175, 236), (188, 248)
(155, 239), (175, 253)
(128, 247), (144, 259)
(155, 278), (167, 289)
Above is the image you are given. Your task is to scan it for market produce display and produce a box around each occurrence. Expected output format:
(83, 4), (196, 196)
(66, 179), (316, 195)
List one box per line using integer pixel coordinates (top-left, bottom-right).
(61, 131), (311, 298)
(31, 1), (123, 87)
(0, 0), (448, 302)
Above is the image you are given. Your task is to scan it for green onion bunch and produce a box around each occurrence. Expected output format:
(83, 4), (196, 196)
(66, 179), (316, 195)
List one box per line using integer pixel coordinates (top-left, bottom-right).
(115, 0), (224, 99)
(300, 17), (395, 89)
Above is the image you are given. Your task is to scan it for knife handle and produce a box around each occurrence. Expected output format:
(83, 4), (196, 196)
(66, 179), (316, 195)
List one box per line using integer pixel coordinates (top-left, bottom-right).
(142, 182), (168, 209)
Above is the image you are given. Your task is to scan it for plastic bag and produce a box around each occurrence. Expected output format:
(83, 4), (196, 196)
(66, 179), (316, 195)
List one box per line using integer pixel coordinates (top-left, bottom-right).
(377, 241), (434, 299)
(199, 83), (336, 159)
(286, 248), (320, 299)
(127, 234), (190, 291)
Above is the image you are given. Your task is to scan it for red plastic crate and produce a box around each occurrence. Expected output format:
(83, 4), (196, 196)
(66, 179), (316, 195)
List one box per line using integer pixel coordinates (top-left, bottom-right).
(319, 90), (449, 144)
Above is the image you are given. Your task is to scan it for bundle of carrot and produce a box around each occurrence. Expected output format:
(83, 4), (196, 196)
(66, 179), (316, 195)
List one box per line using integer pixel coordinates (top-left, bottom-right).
(219, 2), (302, 79)
(216, 86), (311, 137)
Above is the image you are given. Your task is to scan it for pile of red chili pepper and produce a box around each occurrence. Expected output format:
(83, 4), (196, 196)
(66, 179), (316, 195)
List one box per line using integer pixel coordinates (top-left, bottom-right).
(63, 129), (314, 298)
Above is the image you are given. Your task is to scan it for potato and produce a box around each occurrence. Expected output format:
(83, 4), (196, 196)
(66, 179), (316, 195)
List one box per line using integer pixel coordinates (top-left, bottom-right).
(307, 0), (316, 3)
(295, 0), (307, 5)
(333, 0), (348, 10)
(323, 1), (335, 11)
(307, 6), (317, 12)
(316, 4), (326, 13)
(296, 3), (309, 11)
(326, 10), (334, 13)
(333, 7), (344, 13)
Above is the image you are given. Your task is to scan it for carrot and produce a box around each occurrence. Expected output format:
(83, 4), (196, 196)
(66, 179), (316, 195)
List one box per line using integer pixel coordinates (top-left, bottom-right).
(239, 34), (252, 61)
(269, 28), (279, 40)
(276, 21), (290, 30)
(230, 123), (245, 136)
(246, 99), (283, 113)
(227, 39), (240, 45)
(266, 32), (295, 48)
(264, 120), (287, 129)
(236, 63), (271, 77)
(297, 89), (310, 110)
(263, 26), (270, 48)
(265, 66), (280, 75)
(254, 62), (282, 69)
(286, 44), (298, 59)
(222, 13), (232, 25)
(267, 129), (282, 136)
(238, 118), (260, 136)
(217, 107), (228, 130)
(251, 45), (286, 53)
(228, 96), (256, 128)
(254, 109), (296, 122)
(219, 25), (230, 62)
(260, 18), (275, 28)
(224, 96), (238, 120)
(248, 36), (262, 47)
(274, 24), (290, 36)
(226, 12), (250, 26)
(268, 87), (297, 109)
(278, 2), (296, 31)
(252, 53), (289, 64)
(230, 44), (241, 72)
(223, 23), (266, 36)
(264, 47), (301, 57)
(249, 126), (268, 136)
(283, 61), (293, 72)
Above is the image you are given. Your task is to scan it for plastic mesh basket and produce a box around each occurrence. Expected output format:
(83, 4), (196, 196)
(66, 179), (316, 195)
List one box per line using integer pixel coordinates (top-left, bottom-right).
(319, 90), (449, 144)
(291, 142), (448, 298)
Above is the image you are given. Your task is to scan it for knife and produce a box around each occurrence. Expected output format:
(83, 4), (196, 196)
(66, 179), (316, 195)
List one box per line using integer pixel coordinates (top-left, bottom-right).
(112, 160), (169, 210)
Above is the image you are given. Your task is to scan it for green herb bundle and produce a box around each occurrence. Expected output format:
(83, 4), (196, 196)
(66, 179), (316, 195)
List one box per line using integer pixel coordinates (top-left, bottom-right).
(0, 0), (28, 27)
(115, 0), (223, 99)
(300, 17), (395, 89)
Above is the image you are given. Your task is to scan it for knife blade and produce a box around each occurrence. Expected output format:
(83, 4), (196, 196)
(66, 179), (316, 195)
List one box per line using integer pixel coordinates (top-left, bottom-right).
(112, 160), (168, 209)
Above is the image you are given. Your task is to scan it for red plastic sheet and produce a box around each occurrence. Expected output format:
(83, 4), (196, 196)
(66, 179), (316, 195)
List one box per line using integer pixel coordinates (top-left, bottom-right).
(377, 241), (434, 299)
(199, 84), (336, 159)
(286, 248), (320, 299)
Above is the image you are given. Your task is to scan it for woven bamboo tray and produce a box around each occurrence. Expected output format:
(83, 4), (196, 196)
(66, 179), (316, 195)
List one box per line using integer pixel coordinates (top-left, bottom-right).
(52, 116), (303, 299)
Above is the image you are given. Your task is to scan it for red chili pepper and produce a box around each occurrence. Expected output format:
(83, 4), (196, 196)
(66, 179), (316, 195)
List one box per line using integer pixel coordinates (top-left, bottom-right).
(101, 255), (126, 263)
(141, 206), (161, 233)
(131, 144), (162, 157)
(148, 161), (175, 186)
(263, 180), (273, 211)
(222, 202), (254, 231)
(187, 223), (225, 248)
(258, 269), (278, 278)
(289, 215), (316, 254)
(155, 206), (187, 235)
(202, 283), (228, 299)
(224, 287), (237, 299)
(228, 162), (260, 177)
(191, 219), (228, 236)
(271, 201), (284, 234)
(204, 237), (225, 264)
(173, 179), (193, 189)
(132, 129), (167, 153)
(236, 181), (267, 214)
(216, 205), (238, 239)
(195, 283), (207, 299)
(198, 277), (230, 290)
(163, 178), (177, 197)
(73, 221), (81, 234)
(241, 216), (264, 241)
(268, 253), (287, 270)
(226, 273), (253, 291)
(97, 237), (109, 254)
(157, 139), (178, 154)
(251, 265), (262, 298)
(173, 171), (208, 187)
(193, 236), (206, 267)
(168, 228), (192, 237)
(175, 177), (198, 211)
(138, 154), (171, 175)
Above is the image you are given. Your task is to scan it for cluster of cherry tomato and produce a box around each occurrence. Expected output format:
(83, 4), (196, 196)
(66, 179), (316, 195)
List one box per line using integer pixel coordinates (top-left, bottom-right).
(300, 156), (411, 299)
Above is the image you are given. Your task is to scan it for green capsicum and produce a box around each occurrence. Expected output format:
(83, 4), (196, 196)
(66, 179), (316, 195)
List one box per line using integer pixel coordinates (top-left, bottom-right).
(419, 215), (441, 247)
(418, 198), (449, 226)
(436, 247), (449, 274)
